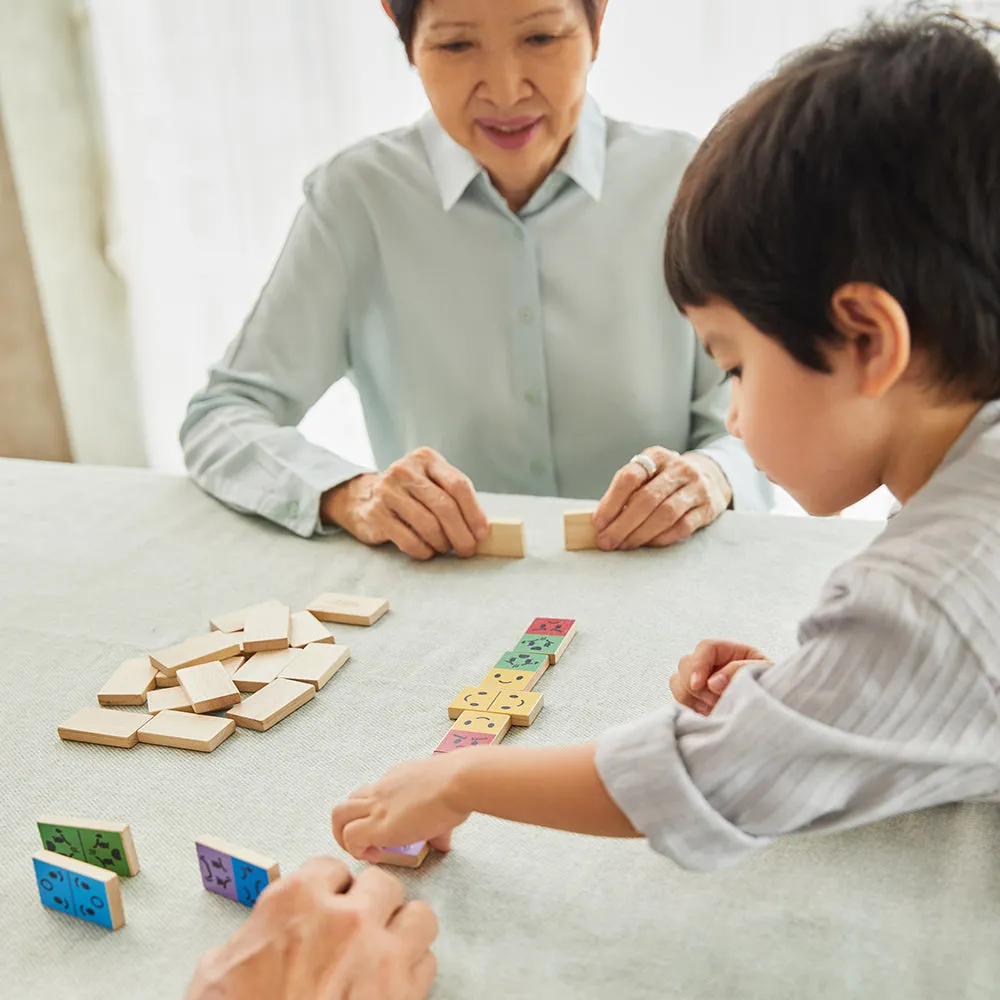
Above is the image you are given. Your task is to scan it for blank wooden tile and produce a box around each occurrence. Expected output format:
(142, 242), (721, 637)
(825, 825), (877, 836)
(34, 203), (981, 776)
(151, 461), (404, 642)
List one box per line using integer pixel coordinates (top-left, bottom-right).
(486, 689), (544, 726)
(241, 603), (290, 653)
(177, 662), (241, 714)
(279, 643), (350, 690)
(306, 592), (389, 627)
(226, 678), (315, 732)
(220, 655), (246, 678)
(195, 834), (281, 907)
(154, 670), (179, 688)
(37, 815), (140, 876)
(57, 707), (152, 749)
(33, 850), (125, 930)
(138, 711), (235, 752)
(476, 518), (525, 558)
(209, 599), (285, 634)
(232, 648), (302, 693)
(374, 842), (429, 869)
(448, 686), (503, 720)
(147, 687), (195, 714)
(97, 657), (157, 706)
(288, 610), (335, 648)
(564, 510), (598, 551)
(149, 632), (242, 677)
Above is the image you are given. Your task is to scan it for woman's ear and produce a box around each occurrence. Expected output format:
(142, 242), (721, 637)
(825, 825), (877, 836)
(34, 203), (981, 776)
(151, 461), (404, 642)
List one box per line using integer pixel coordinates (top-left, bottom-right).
(829, 283), (912, 399)
(380, 0), (396, 24)
(592, 0), (609, 57)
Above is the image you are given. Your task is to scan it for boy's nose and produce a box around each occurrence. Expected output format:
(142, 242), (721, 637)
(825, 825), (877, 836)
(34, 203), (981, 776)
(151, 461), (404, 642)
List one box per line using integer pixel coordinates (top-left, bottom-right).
(725, 397), (742, 439)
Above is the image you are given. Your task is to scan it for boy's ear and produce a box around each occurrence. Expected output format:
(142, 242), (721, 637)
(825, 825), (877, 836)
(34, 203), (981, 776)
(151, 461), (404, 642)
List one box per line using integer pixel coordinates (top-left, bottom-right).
(829, 283), (911, 399)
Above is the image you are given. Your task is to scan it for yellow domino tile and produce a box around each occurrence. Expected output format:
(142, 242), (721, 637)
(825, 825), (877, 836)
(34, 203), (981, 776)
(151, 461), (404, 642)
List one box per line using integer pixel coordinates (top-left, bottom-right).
(451, 711), (510, 738)
(486, 689), (544, 727)
(478, 667), (542, 692)
(447, 687), (503, 720)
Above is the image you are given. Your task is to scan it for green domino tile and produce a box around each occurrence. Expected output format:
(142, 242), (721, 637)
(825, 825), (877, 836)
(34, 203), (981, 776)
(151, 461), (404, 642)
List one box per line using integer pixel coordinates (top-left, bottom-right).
(37, 823), (86, 864)
(513, 634), (564, 657)
(79, 829), (133, 877)
(492, 651), (549, 673)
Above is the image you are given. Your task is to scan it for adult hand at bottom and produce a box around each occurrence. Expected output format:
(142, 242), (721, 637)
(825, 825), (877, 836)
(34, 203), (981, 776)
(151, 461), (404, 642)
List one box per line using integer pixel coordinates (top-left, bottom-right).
(185, 857), (438, 1000)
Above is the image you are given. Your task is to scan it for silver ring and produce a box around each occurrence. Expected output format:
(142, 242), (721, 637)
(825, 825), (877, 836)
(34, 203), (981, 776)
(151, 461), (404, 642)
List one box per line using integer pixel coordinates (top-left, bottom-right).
(630, 454), (657, 480)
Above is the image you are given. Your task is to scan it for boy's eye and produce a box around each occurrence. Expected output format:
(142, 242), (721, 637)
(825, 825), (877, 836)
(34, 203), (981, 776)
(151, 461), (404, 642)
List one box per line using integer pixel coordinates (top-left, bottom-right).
(723, 366), (743, 382)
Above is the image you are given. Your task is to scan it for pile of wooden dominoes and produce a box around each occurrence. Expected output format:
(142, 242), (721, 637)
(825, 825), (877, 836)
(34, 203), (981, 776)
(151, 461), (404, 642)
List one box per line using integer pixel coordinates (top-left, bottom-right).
(56, 593), (389, 753)
(375, 616), (578, 868)
(32, 815), (281, 930)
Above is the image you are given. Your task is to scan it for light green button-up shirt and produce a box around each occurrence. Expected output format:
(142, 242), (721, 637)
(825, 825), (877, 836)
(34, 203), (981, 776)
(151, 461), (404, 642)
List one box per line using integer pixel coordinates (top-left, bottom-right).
(181, 97), (772, 536)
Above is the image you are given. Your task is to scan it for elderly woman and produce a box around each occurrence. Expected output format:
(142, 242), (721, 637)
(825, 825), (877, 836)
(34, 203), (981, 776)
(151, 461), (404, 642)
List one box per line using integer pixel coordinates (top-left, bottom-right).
(181, 0), (771, 560)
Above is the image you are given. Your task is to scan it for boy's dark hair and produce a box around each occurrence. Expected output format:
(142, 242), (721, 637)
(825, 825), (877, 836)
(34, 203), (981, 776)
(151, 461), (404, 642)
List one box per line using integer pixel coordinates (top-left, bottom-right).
(665, 9), (1000, 399)
(389, 0), (600, 59)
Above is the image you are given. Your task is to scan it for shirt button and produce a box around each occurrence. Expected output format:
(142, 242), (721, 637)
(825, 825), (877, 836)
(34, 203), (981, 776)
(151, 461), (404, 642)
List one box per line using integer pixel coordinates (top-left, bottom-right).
(518, 307), (535, 324)
(530, 459), (547, 476)
(524, 389), (541, 405)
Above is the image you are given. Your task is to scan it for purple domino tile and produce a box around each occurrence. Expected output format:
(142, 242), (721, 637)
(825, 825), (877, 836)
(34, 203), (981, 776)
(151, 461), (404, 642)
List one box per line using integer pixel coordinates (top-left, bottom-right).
(196, 842), (238, 902)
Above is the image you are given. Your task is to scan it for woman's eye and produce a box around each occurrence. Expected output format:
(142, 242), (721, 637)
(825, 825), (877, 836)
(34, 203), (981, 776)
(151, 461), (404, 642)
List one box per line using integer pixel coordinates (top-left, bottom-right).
(723, 366), (743, 382)
(440, 40), (472, 53)
(527, 33), (558, 46)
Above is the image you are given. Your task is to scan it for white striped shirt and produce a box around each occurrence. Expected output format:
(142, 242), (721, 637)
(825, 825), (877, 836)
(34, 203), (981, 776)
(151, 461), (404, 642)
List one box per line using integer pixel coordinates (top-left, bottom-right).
(596, 400), (1000, 871)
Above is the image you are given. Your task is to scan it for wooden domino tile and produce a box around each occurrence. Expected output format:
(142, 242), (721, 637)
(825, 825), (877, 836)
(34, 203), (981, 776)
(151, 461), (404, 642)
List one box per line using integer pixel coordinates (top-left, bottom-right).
(525, 617), (578, 639)
(564, 510), (598, 551)
(480, 651), (548, 692)
(96, 657), (157, 706)
(232, 648), (301, 693)
(33, 850), (125, 930)
(475, 518), (525, 558)
(226, 678), (315, 732)
(195, 834), (280, 907)
(484, 689), (544, 727)
(306, 592), (389, 627)
(149, 632), (242, 677)
(448, 686), (502, 719)
(147, 686), (195, 714)
(138, 710), (235, 752)
(154, 670), (180, 688)
(288, 610), (335, 648)
(220, 655), (246, 678)
(241, 603), (290, 653)
(209, 599), (284, 634)
(57, 706), (152, 748)
(374, 842), (430, 868)
(514, 627), (576, 665)
(433, 710), (510, 754)
(177, 661), (242, 714)
(279, 643), (350, 690)
(37, 815), (140, 877)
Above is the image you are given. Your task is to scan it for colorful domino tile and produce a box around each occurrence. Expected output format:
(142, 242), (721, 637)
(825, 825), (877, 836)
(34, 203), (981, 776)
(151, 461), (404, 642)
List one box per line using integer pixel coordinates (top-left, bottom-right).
(36, 815), (140, 877)
(195, 835), (280, 907)
(434, 710), (511, 754)
(374, 842), (430, 868)
(514, 631), (574, 665)
(33, 850), (125, 930)
(525, 617), (577, 637)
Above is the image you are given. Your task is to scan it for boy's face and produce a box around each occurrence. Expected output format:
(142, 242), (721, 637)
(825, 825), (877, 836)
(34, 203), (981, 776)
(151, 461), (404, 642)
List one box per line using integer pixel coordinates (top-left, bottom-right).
(686, 301), (888, 516)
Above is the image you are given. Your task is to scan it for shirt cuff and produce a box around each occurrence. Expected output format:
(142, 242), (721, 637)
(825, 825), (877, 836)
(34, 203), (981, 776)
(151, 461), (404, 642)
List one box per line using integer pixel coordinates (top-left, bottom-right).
(694, 440), (774, 514)
(595, 705), (770, 871)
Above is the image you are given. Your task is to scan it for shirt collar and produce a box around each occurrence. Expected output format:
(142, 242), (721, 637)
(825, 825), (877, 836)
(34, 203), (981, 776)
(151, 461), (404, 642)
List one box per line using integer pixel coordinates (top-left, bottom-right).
(420, 94), (607, 212)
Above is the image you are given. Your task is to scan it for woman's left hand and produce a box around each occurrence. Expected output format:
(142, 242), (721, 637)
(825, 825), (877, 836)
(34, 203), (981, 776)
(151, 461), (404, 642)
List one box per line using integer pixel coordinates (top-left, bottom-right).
(594, 447), (731, 550)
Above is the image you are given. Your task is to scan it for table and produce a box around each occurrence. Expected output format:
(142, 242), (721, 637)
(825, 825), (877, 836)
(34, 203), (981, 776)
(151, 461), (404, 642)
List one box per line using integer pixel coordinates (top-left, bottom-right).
(1, 458), (996, 1000)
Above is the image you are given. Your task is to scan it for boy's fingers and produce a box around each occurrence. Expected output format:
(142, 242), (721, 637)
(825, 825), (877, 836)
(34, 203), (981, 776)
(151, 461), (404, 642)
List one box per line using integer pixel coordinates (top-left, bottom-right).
(707, 658), (772, 694)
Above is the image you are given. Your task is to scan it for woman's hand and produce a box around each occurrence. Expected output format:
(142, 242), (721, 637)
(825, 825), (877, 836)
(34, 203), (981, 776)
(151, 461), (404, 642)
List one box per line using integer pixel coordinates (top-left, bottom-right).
(185, 858), (438, 1000)
(322, 447), (489, 560)
(670, 639), (772, 715)
(594, 448), (731, 550)
(332, 755), (472, 862)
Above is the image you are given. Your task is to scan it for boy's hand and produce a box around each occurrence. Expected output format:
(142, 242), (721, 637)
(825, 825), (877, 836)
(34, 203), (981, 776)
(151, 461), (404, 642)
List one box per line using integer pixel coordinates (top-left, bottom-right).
(332, 754), (471, 862)
(670, 639), (772, 715)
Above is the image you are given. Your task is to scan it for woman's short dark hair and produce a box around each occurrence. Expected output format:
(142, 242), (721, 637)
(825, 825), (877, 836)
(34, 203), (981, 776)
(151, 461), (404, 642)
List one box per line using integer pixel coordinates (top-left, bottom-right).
(389, 0), (600, 58)
(665, 9), (1000, 400)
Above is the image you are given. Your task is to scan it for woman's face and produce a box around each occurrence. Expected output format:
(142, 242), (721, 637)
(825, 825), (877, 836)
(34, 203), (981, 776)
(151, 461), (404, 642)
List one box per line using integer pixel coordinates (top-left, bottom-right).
(410, 0), (599, 208)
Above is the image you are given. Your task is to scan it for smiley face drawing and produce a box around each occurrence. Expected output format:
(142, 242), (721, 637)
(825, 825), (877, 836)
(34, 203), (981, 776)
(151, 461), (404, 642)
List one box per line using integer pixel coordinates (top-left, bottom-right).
(448, 687), (503, 720)
(487, 689), (544, 726)
(480, 667), (543, 691)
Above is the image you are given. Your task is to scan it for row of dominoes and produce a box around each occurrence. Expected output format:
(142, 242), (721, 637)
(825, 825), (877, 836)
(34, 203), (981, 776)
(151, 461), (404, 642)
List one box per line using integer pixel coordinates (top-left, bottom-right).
(478, 513), (608, 555)
(32, 815), (280, 930)
(375, 617), (578, 868)
(57, 593), (389, 753)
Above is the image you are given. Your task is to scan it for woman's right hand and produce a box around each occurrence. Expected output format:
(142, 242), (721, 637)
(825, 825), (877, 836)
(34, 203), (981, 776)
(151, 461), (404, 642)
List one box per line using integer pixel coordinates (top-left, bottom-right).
(322, 447), (489, 560)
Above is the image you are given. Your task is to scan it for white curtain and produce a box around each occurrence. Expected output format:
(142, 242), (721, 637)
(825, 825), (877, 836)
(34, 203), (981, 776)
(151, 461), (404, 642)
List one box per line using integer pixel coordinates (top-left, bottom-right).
(84, 0), (1000, 514)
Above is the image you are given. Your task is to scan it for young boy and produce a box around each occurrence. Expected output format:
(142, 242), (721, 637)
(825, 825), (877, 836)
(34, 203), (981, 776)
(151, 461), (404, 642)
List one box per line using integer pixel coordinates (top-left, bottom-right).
(332, 11), (1000, 872)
